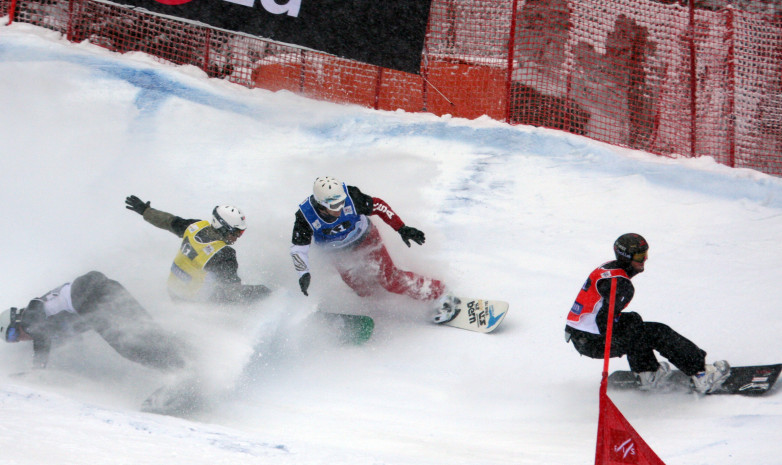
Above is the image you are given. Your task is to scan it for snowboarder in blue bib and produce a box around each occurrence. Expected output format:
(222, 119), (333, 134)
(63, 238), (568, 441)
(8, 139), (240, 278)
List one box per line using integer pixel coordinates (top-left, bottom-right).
(290, 176), (457, 320)
(125, 196), (270, 305)
(565, 233), (730, 393)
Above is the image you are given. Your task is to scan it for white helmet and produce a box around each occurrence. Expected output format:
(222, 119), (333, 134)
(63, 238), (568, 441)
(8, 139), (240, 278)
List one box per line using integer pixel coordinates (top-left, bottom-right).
(211, 205), (246, 233)
(313, 176), (347, 210)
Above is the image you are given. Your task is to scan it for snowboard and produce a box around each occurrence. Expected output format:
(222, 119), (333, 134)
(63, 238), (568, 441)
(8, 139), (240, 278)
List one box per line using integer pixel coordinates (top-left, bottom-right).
(307, 312), (375, 345)
(439, 297), (509, 333)
(607, 363), (781, 396)
(141, 376), (204, 416)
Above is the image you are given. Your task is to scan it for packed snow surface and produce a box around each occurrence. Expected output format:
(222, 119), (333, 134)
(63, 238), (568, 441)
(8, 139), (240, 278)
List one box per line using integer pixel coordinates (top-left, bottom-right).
(1, 23), (781, 465)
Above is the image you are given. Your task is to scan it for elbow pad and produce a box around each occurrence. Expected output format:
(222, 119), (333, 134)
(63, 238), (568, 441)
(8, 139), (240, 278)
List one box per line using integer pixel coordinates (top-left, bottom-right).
(290, 244), (311, 277)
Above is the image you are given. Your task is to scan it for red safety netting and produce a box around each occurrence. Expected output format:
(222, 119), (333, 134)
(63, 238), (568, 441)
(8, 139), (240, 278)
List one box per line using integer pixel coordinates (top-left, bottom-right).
(3, 0), (781, 176)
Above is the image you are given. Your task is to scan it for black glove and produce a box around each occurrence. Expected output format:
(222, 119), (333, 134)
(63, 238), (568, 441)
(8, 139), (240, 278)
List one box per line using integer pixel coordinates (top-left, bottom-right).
(398, 226), (425, 247)
(299, 273), (311, 296)
(125, 195), (150, 215)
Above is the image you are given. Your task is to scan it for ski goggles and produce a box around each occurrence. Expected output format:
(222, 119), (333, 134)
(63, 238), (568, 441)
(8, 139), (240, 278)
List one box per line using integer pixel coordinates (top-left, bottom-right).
(325, 199), (345, 210)
(632, 251), (648, 263)
(318, 197), (346, 211)
(6, 325), (20, 343)
(5, 308), (21, 343)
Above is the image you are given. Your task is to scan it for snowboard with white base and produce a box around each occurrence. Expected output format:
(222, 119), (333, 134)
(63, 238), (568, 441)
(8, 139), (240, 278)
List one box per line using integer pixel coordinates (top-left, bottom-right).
(438, 297), (508, 333)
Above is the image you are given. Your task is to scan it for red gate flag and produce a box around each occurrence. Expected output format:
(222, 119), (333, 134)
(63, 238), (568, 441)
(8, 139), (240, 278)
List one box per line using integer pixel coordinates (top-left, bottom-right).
(595, 393), (665, 464)
(594, 278), (665, 465)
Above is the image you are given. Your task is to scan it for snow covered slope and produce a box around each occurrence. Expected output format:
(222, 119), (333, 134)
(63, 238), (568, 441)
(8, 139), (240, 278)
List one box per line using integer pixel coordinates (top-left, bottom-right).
(1, 24), (781, 465)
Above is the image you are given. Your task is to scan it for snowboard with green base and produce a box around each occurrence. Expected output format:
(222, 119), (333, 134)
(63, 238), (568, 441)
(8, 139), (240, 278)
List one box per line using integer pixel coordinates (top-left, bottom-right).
(141, 313), (374, 415)
(309, 312), (375, 345)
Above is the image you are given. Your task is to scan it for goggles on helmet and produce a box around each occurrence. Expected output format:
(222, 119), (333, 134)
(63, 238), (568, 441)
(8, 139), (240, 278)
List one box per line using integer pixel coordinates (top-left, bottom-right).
(318, 195), (345, 211)
(6, 326), (20, 343)
(632, 251), (648, 263)
(5, 308), (21, 343)
(324, 199), (345, 210)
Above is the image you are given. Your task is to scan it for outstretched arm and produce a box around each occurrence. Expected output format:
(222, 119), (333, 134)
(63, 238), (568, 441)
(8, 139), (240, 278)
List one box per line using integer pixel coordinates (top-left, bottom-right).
(345, 185), (426, 247)
(125, 195), (197, 237)
(370, 196), (426, 247)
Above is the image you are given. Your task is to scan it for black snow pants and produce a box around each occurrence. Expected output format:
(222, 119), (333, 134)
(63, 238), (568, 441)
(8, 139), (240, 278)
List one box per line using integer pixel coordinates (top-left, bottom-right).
(567, 311), (706, 376)
(70, 271), (186, 371)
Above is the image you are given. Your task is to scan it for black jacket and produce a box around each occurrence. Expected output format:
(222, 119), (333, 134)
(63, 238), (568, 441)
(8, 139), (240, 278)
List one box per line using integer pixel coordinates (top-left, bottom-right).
(592, 260), (637, 334)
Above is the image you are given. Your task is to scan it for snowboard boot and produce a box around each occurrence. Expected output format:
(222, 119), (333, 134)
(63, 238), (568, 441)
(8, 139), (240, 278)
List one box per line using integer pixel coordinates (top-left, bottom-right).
(637, 361), (672, 391)
(691, 360), (731, 394)
(432, 293), (461, 324)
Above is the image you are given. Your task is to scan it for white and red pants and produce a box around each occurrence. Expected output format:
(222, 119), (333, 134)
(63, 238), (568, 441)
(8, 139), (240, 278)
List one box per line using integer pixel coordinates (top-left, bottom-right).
(328, 226), (445, 301)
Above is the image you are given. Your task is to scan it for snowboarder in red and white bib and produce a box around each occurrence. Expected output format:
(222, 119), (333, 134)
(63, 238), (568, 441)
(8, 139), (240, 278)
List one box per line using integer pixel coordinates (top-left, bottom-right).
(565, 233), (730, 393)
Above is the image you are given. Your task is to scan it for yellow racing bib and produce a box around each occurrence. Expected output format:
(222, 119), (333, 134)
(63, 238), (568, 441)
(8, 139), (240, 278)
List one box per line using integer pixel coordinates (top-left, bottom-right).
(167, 220), (226, 300)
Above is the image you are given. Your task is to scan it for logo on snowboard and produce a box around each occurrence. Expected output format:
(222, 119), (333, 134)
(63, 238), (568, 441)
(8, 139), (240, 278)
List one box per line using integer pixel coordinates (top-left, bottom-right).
(467, 301), (506, 329)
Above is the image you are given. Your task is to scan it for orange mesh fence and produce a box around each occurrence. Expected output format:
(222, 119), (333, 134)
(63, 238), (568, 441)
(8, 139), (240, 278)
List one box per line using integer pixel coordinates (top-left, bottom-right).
(3, 0), (781, 176)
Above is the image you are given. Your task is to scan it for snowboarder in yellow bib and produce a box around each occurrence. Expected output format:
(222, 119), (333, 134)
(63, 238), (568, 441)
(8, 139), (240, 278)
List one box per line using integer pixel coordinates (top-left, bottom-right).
(125, 195), (270, 305)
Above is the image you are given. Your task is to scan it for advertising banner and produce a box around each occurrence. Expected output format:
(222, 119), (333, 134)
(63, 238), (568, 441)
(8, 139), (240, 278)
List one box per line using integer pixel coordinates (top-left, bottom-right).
(109, 0), (433, 74)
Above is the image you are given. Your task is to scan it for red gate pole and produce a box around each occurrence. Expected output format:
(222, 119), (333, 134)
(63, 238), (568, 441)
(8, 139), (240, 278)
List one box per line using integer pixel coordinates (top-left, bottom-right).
(203, 28), (211, 75)
(594, 278), (617, 464)
(726, 7), (736, 168)
(420, 2), (435, 112)
(601, 278), (617, 396)
(298, 50), (306, 93)
(7, 0), (18, 25)
(504, 0), (520, 123)
(66, 0), (77, 42)
(374, 66), (384, 110)
(688, 0), (697, 158)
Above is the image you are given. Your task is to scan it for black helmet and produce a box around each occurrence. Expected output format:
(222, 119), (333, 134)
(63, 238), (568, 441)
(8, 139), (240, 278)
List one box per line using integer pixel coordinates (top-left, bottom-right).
(614, 233), (648, 263)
